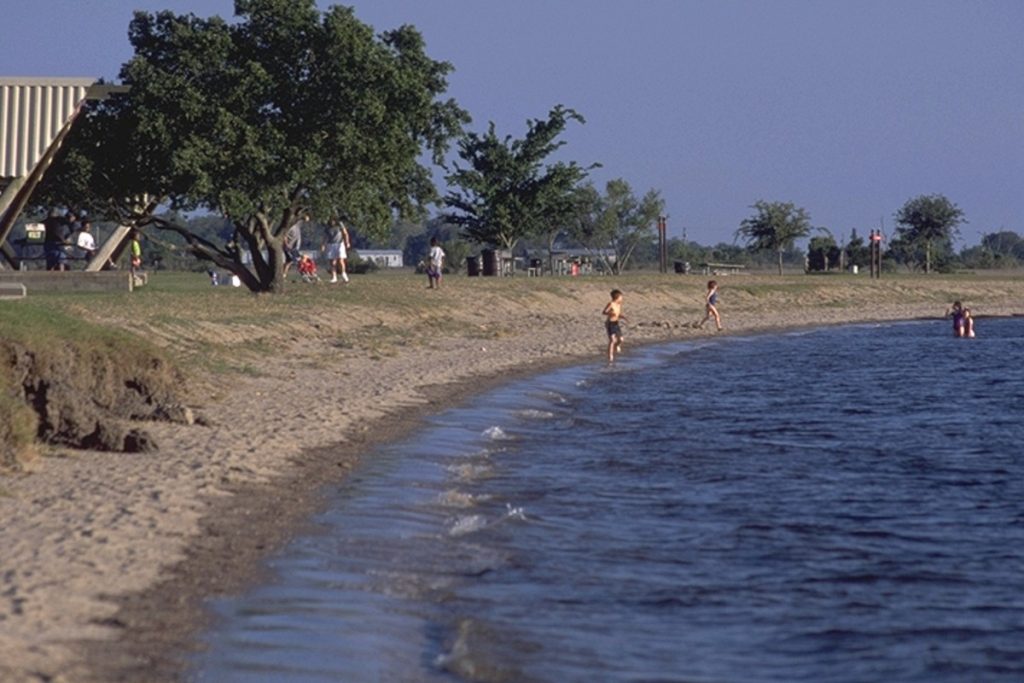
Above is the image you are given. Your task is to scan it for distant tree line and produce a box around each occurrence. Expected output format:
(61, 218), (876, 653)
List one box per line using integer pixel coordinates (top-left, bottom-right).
(24, 1), (1016, 284)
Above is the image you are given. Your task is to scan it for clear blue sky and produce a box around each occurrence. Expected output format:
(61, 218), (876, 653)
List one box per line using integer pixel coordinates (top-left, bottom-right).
(3, 0), (1022, 246)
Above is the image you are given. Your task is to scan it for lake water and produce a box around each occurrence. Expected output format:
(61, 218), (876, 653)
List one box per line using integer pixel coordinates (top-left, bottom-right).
(190, 318), (1024, 683)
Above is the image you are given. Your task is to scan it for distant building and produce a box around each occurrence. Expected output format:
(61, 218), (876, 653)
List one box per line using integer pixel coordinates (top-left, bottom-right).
(356, 249), (403, 268)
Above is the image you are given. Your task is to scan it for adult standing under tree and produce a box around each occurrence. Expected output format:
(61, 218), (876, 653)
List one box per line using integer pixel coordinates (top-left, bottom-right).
(282, 214), (305, 278)
(321, 218), (351, 284)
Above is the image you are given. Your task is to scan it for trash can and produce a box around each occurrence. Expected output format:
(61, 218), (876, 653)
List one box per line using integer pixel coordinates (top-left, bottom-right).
(674, 260), (686, 274)
(466, 255), (481, 277)
(482, 249), (498, 276)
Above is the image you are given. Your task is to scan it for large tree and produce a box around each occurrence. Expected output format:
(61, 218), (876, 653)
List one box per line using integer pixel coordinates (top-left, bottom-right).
(35, 0), (467, 292)
(893, 194), (965, 274)
(568, 179), (664, 274)
(443, 106), (592, 252)
(735, 200), (812, 275)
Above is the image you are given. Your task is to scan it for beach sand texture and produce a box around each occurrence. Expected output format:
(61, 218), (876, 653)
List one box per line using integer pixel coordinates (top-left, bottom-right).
(1, 272), (1021, 683)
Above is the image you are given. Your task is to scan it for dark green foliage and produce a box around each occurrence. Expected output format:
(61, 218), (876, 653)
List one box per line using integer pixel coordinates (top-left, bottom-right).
(892, 194), (965, 274)
(566, 179), (664, 274)
(34, 0), (467, 292)
(736, 200), (812, 275)
(444, 106), (593, 251)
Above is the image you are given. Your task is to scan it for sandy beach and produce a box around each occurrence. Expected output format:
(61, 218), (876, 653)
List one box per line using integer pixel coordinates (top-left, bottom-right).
(1, 272), (1021, 683)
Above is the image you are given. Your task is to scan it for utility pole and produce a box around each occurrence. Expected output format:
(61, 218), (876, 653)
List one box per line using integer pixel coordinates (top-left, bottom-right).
(657, 216), (667, 273)
(870, 227), (883, 279)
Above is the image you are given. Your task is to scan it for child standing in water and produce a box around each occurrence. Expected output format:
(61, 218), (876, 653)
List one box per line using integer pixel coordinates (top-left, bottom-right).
(963, 307), (976, 338)
(603, 289), (628, 362)
(947, 301), (965, 337)
(697, 280), (722, 331)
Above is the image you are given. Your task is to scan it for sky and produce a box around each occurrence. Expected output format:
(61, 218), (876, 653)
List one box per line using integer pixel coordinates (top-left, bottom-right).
(2, 0), (1022, 246)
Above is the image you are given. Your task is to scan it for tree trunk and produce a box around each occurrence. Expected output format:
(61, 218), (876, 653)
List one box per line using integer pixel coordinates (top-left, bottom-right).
(545, 231), (557, 276)
(777, 250), (784, 275)
(262, 241), (286, 292)
(148, 215), (287, 293)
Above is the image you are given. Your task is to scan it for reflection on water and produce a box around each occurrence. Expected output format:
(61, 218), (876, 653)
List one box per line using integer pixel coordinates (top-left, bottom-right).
(193, 319), (1024, 682)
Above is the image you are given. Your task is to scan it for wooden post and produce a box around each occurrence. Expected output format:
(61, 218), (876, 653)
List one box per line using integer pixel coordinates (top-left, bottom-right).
(657, 216), (667, 273)
(869, 229), (883, 279)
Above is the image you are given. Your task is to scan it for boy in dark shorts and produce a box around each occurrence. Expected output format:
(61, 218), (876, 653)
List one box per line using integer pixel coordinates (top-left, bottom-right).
(603, 289), (628, 362)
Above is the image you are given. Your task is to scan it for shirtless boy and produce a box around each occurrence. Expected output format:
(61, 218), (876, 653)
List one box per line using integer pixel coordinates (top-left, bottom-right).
(603, 289), (628, 362)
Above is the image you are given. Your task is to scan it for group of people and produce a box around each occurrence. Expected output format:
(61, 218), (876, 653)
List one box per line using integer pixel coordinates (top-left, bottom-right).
(947, 301), (977, 338)
(281, 216), (447, 290)
(603, 279), (723, 363)
(41, 208), (128, 272)
(42, 209), (96, 270)
(282, 214), (352, 284)
(604, 283), (980, 364)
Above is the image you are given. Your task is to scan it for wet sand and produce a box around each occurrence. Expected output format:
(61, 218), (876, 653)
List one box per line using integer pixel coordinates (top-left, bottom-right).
(1, 273), (1021, 682)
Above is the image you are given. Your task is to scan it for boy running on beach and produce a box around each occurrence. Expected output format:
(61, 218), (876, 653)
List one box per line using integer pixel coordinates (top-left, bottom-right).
(603, 289), (628, 362)
(697, 279), (722, 331)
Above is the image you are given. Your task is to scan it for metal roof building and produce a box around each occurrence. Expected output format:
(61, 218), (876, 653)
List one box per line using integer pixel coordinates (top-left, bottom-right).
(1, 77), (98, 180)
(0, 77), (128, 270)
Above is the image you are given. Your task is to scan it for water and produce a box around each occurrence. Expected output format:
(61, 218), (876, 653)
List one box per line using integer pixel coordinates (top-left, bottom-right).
(191, 319), (1024, 682)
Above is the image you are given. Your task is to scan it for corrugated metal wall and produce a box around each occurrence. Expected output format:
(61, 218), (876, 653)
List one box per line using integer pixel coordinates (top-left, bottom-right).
(0, 78), (97, 179)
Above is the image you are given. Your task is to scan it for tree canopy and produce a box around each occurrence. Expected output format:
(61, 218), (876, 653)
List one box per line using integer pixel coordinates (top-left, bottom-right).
(568, 179), (664, 274)
(735, 200), (812, 275)
(36, 0), (468, 291)
(892, 194), (965, 274)
(443, 106), (592, 251)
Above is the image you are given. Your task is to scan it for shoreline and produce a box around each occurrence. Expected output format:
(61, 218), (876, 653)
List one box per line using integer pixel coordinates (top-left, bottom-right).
(2, 274), (1022, 683)
(73, 368), (577, 683)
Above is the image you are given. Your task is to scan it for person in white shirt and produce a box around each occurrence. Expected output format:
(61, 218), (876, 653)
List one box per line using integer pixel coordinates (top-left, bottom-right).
(320, 218), (351, 284)
(76, 220), (97, 263)
(427, 237), (445, 289)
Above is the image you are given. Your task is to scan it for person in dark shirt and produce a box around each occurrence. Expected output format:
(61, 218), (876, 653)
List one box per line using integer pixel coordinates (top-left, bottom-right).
(43, 209), (70, 271)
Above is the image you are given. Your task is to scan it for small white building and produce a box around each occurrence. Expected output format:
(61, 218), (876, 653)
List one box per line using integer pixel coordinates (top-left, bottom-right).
(356, 249), (403, 268)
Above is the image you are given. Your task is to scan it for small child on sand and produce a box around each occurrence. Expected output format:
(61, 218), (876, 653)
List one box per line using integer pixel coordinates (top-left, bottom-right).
(696, 280), (722, 331)
(603, 289), (628, 362)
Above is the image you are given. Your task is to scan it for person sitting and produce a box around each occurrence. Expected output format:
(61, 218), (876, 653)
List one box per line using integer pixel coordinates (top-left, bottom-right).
(297, 253), (320, 282)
